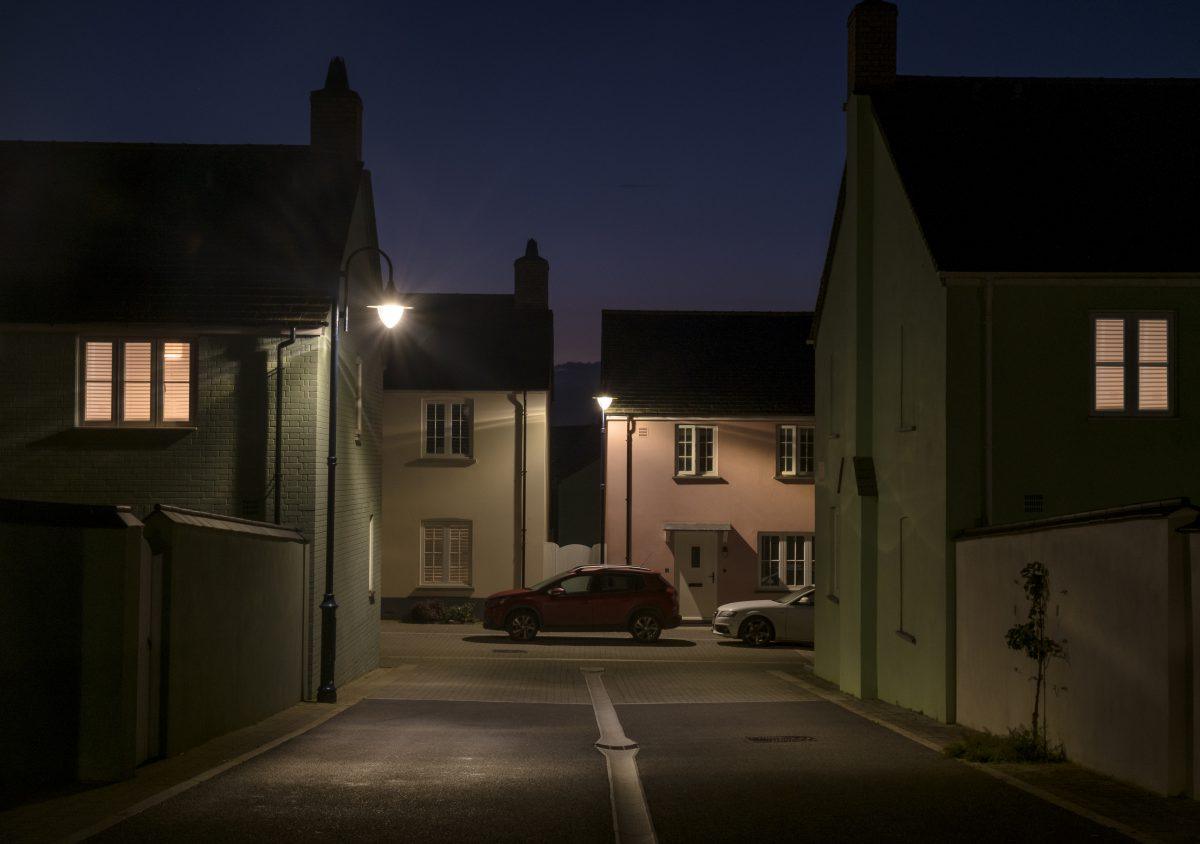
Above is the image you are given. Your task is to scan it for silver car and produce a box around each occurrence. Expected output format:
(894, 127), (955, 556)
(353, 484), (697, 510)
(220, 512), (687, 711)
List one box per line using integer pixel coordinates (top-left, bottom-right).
(711, 586), (815, 646)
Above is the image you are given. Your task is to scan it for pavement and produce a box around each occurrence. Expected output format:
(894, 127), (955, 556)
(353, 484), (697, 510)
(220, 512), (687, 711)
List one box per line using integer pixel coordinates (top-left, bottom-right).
(3, 622), (1198, 842)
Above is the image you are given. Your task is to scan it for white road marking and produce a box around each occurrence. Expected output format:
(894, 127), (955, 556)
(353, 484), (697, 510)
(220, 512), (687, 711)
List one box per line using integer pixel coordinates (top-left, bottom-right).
(582, 668), (657, 844)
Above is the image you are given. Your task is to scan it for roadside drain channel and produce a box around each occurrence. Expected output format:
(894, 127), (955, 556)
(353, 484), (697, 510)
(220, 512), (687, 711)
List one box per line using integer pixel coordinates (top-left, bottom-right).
(581, 668), (657, 844)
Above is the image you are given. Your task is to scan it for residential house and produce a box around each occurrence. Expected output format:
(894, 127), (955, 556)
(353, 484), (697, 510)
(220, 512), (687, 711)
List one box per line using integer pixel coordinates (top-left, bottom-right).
(380, 240), (554, 618)
(814, 0), (1200, 723)
(601, 310), (815, 620)
(0, 58), (384, 697)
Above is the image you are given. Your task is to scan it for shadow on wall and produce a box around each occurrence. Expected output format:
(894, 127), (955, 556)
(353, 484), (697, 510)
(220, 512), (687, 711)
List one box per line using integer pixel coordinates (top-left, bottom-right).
(231, 339), (268, 521)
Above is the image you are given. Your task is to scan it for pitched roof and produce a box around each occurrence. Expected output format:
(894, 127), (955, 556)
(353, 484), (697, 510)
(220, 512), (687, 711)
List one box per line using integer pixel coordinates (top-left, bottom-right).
(0, 141), (361, 327)
(601, 310), (814, 417)
(382, 293), (553, 391)
(871, 75), (1200, 273)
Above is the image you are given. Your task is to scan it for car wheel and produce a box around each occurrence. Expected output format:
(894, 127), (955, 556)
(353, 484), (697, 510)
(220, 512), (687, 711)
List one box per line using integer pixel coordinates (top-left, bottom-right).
(629, 611), (662, 643)
(506, 610), (539, 641)
(741, 616), (774, 647)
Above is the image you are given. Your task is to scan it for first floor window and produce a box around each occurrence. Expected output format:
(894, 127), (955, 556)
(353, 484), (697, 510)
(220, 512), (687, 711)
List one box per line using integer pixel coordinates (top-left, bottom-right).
(777, 425), (814, 476)
(1092, 314), (1173, 415)
(421, 520), (472, 585)
(759, 533), (813, 589)
(81, 338), (193, 426)
(424, 399), (472, 456)
(676, 424), (716, 476)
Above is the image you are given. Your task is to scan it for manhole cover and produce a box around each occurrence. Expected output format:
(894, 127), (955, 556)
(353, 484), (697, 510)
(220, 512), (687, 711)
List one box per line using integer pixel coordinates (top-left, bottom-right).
(492, 648), (527, 654)
(745, 735), (816, 743)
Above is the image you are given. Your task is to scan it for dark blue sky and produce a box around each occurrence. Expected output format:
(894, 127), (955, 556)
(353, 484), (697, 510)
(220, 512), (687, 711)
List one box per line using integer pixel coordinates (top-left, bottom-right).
(4, 1), (1200, 361)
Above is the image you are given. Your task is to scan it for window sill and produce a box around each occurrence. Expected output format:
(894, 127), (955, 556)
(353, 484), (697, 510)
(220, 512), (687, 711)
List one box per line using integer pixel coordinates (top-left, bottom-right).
(35, 427), (197, 448)
(896, 425), (917, 433)
(673, 475), (727, 485)
(415, 584), (474, 591)
(1088, 413), (1177, 420)
(826, 593), (840, 605)
(774, 475), (814, 485)
(895, 628), (917, 644)
(407, 457), (476, 468)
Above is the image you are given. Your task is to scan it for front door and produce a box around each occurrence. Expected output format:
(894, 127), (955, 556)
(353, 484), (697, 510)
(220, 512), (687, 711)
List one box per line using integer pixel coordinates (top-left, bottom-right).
(672, 531), (719, 620)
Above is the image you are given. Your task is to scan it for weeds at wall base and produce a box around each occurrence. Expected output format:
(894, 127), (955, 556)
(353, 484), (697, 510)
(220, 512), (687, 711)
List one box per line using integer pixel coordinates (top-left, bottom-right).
(944, 728), (1067, 764)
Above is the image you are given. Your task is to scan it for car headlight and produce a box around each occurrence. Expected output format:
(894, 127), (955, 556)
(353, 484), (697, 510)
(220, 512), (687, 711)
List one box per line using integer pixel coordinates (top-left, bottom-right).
(715, 609), (736, 619)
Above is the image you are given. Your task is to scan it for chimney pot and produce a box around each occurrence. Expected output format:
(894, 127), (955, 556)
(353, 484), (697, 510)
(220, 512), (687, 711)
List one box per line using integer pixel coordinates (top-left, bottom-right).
(848, 0), (898, 96)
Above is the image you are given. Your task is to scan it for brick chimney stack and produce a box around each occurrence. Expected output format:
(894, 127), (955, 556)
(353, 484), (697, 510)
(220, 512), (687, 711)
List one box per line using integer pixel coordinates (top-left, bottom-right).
(310, 57), (363, 165)
(847, 0), (898, 95)
(514, 239), (549, 310)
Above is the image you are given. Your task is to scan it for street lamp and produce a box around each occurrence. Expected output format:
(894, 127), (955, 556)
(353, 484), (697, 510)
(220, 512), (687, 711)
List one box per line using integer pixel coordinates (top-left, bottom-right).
(594, 395), (614, 565)
(318, 245), (407, 704)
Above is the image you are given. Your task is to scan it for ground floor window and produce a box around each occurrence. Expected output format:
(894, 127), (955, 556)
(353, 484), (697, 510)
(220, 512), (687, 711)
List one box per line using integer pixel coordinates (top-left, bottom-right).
(758, 533), (813, 589)
(421, 520), (472, 585)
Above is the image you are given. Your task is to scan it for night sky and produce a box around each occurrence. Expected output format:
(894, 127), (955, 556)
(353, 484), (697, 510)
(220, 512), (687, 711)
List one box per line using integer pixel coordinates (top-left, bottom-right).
(4, 1), (1200, 361)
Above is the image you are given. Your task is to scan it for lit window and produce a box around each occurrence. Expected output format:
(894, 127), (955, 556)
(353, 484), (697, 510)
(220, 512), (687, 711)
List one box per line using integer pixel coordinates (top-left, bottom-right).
(423, 399), (472, 457)
(421, 520), (472, 585)
(777, 425), (814, 477)
(759, 534), (813, 589)
(675, 424), (716, 476)
(1092, 315), (1173, 415)
(80, 338), (193, 426)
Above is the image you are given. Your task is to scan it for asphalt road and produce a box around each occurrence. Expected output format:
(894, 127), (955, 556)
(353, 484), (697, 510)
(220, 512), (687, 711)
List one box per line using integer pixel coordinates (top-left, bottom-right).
(93, 626), (1121, 842)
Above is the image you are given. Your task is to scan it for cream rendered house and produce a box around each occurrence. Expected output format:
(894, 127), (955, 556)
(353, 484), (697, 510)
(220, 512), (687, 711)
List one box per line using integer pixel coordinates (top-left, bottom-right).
(380, 241), (553, 618)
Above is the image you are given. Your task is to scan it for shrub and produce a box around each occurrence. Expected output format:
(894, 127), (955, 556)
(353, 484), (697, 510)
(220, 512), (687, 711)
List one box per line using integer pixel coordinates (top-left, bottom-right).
(444, 603), (476, 624)
(944, 728), (1065, 764)
(410, 600), (445, 623)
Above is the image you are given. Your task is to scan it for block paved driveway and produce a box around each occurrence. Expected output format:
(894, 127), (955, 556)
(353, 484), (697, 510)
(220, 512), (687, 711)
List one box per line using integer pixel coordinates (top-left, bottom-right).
(95, 624), (1123, 842)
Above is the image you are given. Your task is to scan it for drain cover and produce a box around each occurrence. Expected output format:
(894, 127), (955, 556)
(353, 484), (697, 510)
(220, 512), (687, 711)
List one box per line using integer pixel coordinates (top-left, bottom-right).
(745, 735), (816, 743)
(492, 648), (527, 654)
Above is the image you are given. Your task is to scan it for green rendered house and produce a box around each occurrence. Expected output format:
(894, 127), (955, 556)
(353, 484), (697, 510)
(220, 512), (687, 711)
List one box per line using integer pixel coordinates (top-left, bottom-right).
(813, 0), (1200, 721)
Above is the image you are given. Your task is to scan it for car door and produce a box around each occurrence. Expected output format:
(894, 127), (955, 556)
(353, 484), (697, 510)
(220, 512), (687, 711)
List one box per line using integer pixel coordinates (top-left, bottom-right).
(590, 572), (642, 628)
(538, 574), (594, 629)
(785, 590), (815, 642)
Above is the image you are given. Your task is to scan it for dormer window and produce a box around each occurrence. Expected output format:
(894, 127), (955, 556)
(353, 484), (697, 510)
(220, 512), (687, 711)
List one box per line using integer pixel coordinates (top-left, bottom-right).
(80, 338), (194, 426)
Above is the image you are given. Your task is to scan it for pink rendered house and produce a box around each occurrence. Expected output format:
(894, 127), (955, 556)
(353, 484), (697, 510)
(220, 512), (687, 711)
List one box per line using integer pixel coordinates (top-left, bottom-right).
(599, 310), (815, 620)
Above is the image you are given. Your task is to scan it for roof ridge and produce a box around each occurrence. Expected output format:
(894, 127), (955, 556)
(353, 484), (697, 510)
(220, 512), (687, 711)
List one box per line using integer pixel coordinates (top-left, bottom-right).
(602, 308), (813, 316)
(0, 139), (310, 151)
(894, 73), (1200, 85)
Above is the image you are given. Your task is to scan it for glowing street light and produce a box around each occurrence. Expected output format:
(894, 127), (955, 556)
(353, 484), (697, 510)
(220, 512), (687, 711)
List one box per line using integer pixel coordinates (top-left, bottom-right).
(594, 395), (615, 564)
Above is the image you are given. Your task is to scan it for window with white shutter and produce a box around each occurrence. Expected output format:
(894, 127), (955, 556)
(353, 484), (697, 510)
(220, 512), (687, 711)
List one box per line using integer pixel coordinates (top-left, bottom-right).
(1091, 314), (1173, 416)
(80, 338), (194, 427)
(420, 520), (472, 585)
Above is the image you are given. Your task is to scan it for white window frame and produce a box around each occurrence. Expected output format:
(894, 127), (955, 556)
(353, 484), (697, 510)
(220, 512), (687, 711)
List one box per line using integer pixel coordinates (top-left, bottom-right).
(777, 424), (814, 477)
(421, 397), (473, 458)
(758, 532), (814, 590)
(675, 424), (717, 477)
(420, 519), (473, 586)
(78, 337), (196, 428)
(1091, 312), (1175, 417)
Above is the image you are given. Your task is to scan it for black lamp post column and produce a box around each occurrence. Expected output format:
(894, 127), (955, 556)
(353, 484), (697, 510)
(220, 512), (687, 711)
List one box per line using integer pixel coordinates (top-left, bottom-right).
(317, 245), (398, 705)
(599, 410), (607, 564)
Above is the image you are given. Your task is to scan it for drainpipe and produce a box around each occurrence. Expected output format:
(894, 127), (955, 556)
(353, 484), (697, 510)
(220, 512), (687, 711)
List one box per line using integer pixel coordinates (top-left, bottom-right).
(274, 327), (297, 525)
(625, 417), (635, 564)
(522, 389), (529, 586)
(506, 392), (528, 587)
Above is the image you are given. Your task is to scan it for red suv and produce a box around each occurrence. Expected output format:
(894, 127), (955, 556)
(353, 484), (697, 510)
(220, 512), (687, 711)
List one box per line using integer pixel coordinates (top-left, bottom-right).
(483, 565), (682, 642)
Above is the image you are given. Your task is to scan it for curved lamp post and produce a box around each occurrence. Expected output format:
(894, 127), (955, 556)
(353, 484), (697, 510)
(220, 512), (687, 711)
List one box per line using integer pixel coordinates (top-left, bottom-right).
(594, 395), (614, 565)
(318, 246), (408, 704)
